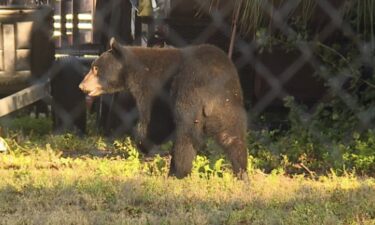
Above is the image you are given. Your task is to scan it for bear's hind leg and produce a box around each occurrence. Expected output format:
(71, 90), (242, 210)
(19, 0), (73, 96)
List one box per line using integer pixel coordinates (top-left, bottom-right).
(208, 115), (248, 179)
(216, 129), (248, 178)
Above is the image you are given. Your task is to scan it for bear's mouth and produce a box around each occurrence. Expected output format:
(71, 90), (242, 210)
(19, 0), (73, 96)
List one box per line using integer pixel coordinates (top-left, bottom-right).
(79, 82), (124, 96)
(79, 84), (104, 97)
(87, 88), (104, 97)
(79, 79), (104, 97)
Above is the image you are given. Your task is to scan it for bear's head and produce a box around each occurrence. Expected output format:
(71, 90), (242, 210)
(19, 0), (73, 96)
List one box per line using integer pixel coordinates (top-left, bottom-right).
(79, 38), (126, 97)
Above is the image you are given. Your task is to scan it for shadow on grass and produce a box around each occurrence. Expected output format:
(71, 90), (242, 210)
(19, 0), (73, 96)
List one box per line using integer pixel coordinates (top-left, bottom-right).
(0, 174), (374, 225)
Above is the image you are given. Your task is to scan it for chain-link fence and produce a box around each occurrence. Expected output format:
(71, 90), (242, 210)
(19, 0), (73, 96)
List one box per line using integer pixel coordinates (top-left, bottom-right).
(0, 0), (374, 174)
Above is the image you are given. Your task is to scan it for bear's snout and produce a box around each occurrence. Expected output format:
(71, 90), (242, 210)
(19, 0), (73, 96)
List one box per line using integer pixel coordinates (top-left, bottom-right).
(78, 74), (105, 97)
(79, 82), (89, 94)
(78, 83), (85, 91)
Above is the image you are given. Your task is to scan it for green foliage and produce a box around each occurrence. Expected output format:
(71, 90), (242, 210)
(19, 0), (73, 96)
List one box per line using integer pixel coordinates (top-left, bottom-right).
(238, 0), (316, 36)
(49, 133), (90, 151)
(345, 0), (375, 43)
(0, 115), (374, 224)
(0, 116), (52, 136)
(244, 0), (375, 177)
(248, 95), (375, 176)
(343, 132), (375, 174)
(113, 138), (142, 176)
(144, 154), (168, 176)
(114, 137), (140, 159)
(192, 155), (229, 179)
(3, 112), (374, 177)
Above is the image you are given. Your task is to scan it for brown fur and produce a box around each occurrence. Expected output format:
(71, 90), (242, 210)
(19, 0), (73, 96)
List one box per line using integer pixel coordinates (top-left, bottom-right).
(79, 39), (248, 179)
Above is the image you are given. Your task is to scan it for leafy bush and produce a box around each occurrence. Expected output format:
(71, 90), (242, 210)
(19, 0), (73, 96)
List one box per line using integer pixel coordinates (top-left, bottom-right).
(246, 95), (375, 176)
(1, 95), (374, 177)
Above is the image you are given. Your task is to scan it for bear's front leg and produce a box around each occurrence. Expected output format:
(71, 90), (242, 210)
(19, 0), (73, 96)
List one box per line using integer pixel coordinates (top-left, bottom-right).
(133, 122), (150, 153)
(133, 100), (153, 153)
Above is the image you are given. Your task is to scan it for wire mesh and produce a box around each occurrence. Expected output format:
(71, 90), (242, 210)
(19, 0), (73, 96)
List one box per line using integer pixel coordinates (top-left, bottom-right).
(0, 0), (374, 173)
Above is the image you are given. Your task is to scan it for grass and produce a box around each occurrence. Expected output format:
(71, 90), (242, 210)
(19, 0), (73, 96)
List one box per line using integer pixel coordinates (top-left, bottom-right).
(0, 116), (374, 224)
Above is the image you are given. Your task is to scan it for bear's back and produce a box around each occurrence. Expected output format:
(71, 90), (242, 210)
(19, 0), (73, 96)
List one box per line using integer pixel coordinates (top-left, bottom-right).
(178, 44), (241, 90)
(181, 44), (238, 78)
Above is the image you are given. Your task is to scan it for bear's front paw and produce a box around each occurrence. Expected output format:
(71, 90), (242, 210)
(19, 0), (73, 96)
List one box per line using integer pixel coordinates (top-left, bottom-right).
(135, 123), (147, 141)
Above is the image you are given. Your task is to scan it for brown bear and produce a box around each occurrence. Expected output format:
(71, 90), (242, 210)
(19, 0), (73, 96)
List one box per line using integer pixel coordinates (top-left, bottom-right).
(79, 38), (248, 178)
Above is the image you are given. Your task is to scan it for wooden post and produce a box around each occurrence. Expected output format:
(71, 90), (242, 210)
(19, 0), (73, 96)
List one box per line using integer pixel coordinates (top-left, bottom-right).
(60, 0), (67, 47)
(72, 0), (80, 46)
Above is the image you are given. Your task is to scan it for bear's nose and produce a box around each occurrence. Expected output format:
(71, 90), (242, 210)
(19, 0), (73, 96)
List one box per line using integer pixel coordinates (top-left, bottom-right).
(79, 83), (85, 92)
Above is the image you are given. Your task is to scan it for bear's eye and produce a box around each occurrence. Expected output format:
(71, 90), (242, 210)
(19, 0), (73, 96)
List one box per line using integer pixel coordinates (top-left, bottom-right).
(92, 66), (99, 75)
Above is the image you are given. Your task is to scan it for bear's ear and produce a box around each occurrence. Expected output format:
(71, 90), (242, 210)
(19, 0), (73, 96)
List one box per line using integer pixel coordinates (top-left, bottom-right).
(109, 37), (117, 49)
(109, 37), (124, 56)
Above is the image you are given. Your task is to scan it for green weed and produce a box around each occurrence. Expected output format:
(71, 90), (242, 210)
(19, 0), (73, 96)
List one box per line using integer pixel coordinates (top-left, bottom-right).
(0, 107), (374, 224)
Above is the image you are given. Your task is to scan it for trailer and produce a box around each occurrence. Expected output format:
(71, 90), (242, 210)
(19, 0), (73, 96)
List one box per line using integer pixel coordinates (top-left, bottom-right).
(0, 0), (135, 135)
(0, 5), (54, 117)
(0, 3), (89, 133)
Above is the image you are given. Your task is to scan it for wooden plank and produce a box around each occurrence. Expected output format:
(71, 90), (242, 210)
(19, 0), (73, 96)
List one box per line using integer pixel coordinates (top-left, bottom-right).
(0, 81), (50, 117)
(3, 24), (15, 73)
(60, 0), (68, 47)
(72, 0), (80, 46)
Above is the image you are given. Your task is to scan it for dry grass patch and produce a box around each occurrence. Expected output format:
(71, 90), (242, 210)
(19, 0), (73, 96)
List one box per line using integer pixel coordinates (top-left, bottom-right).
(0, 145), (374, 225)
(0, 116), (374, 225)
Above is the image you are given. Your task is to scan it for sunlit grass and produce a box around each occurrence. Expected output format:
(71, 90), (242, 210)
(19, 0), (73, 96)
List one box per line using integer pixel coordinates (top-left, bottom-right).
(0, 117), (374, 224)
